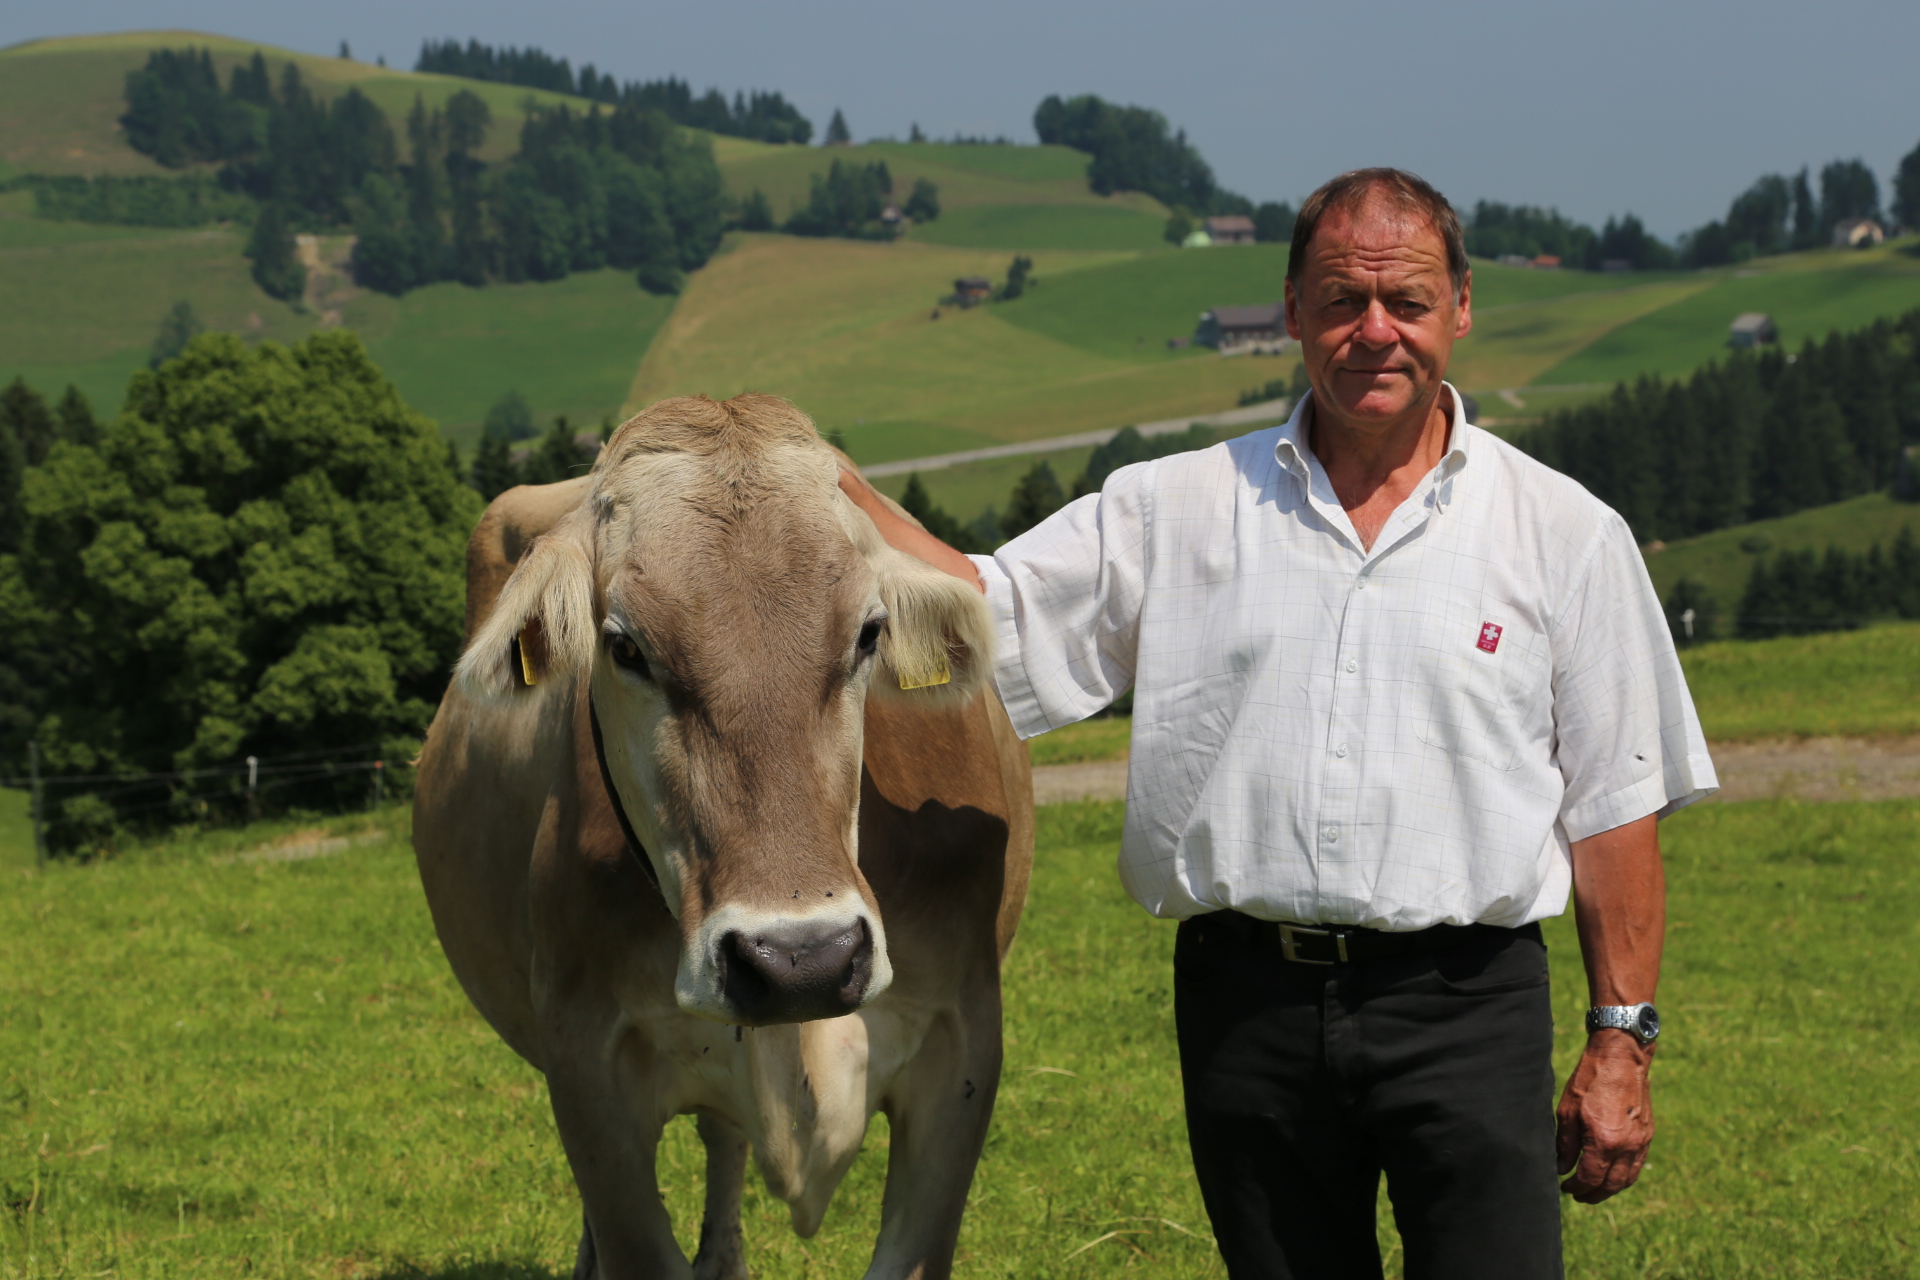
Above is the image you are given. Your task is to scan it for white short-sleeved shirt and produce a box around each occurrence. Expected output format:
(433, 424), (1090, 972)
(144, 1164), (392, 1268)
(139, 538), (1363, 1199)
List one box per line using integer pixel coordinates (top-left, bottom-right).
(970, 385), (1718, 930)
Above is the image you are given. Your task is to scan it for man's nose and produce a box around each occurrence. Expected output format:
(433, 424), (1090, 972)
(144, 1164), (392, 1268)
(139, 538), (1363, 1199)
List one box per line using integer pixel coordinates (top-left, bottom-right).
(1355, 300), (1398, 347)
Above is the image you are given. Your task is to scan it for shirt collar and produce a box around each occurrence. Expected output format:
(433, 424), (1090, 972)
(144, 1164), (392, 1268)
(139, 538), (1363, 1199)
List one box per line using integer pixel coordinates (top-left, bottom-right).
(1272, 381), (1476, 512)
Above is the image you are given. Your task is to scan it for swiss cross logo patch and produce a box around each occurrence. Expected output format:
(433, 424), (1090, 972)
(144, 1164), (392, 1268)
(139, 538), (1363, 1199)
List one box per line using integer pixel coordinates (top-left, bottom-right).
(1477, 622), (1504, 654)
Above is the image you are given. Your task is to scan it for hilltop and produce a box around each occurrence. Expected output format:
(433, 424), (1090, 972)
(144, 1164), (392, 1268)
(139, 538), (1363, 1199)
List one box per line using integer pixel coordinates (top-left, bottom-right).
(2, 28), (1917, 482)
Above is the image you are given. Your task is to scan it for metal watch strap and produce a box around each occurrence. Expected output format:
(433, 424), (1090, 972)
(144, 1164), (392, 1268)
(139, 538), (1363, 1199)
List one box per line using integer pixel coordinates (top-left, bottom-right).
(1586, 1002), (1659, 1044)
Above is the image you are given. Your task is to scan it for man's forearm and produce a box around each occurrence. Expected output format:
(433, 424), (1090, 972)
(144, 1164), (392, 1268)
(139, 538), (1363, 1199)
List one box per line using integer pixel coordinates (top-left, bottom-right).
(1570, 814), (1664, 1018)
(836, 465), (984, 590)
(1555, 812), (1663, 1202)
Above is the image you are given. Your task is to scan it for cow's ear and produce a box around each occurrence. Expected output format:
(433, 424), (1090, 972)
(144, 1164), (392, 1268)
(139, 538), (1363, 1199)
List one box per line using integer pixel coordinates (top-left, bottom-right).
(871, 549), (994, 705)
(457, 521), (596, 700)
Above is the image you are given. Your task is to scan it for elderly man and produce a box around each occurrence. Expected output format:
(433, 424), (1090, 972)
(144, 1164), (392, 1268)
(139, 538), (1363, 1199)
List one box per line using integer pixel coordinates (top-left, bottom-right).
(840, 167), (1715, 1278)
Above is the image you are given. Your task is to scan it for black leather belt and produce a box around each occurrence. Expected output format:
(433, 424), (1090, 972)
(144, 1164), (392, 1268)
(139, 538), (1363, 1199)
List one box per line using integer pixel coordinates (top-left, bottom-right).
(1254, 917), (1530, 966)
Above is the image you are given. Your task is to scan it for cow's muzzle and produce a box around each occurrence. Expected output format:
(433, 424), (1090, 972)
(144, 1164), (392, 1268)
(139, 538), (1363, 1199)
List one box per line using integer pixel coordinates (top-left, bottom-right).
(717, 917), (875, 1025)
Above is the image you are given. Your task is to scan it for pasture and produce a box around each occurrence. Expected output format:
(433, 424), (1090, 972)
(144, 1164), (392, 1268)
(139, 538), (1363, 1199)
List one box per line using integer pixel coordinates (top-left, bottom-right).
(2, 797), (1914, 1279)
(0, 32), (593, 176)
(1642, 491), (1919, 611)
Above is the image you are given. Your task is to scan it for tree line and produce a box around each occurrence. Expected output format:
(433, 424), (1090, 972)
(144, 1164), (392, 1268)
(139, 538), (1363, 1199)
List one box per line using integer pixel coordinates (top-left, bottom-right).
(1679, 148), (1920, 267)
(115, 47), (726, 299)
(1516, 308), (1920, 544)
(894, 421), (1232, 554)
(1713, 528), (1920, 640)
(414, 39), (814, 145)
(0, 335), (478, 850)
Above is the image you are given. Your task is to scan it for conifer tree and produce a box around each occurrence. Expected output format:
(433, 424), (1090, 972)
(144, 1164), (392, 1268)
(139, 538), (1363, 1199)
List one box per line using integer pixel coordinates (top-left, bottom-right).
(470, 431), (520, 499)
(150, 301), (204, 367)
(1001, 461), (1065, 540)
(246, 203), (306, 301)
(825, 108), (851, 145)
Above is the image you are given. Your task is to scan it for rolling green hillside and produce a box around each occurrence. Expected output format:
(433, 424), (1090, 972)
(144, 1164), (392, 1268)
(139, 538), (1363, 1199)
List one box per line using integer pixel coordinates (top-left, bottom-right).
(0, 31), (595, 175)
(5, 26), (1918, 477)
(1643, 492), (1920, 611)
(1539, 243), (1920, 386)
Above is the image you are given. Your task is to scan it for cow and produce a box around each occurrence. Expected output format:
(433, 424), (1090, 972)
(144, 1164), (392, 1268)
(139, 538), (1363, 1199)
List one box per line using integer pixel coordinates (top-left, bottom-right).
(411, 393), (1035, 1280)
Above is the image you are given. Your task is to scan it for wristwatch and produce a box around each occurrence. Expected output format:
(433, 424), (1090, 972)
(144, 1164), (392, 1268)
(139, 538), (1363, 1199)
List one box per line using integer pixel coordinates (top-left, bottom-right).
(1586, 1002), (1660, 1045)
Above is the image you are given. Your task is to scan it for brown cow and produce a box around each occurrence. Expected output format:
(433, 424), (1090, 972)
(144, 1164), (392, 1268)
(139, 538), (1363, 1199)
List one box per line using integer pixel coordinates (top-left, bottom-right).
(412, 394), (1034, 1280)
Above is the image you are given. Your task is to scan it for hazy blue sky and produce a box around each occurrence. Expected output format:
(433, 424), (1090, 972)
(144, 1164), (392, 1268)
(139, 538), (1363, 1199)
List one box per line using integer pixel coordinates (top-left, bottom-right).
(8, 0), (1918, 238)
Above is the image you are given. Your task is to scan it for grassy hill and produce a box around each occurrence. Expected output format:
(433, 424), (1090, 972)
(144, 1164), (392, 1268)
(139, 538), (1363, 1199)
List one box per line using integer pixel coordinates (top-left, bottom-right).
(0, 31), (593, 175)
(4, 27), (1917, 474)
(1643, 491), (1920, 612)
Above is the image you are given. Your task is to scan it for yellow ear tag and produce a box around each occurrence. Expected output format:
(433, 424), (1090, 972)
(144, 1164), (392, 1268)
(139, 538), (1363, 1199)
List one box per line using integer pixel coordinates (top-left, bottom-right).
(896, 654), (952, 691)
(517, 630), (539, 688)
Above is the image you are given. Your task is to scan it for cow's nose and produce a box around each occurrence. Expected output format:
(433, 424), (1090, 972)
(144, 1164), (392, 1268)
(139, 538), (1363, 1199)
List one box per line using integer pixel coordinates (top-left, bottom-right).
(719, 917), (874, 1025)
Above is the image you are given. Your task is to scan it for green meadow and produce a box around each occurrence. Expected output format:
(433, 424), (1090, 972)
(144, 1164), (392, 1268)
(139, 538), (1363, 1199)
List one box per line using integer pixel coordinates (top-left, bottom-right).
(0, 32), (593, 176)
(1642, 491), (1919, 613)
(2, 797), (1914, 1279)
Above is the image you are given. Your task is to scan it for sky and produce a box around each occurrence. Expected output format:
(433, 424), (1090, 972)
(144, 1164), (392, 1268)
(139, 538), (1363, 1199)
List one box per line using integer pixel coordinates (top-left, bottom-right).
(7, 0), (1919, 239)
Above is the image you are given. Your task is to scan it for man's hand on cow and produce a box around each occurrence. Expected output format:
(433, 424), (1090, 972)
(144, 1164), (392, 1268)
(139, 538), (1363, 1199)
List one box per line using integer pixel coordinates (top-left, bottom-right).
(1554, 1034), (1655, 1203)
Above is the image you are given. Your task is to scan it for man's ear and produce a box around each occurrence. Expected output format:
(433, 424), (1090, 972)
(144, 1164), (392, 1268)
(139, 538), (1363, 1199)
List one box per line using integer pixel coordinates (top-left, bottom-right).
(456, 516), (597, 700)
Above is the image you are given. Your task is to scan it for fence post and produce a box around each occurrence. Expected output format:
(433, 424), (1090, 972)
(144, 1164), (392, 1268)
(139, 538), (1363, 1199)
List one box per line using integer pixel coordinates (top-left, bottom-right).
(246, 755), (259, 823)
(28, 741), (46, 869)
(372, 759), (385, 811)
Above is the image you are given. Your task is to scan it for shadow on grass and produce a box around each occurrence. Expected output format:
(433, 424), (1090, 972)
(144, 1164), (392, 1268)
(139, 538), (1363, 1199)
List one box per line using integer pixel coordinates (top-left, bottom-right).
(370, 1263), (568, 1280)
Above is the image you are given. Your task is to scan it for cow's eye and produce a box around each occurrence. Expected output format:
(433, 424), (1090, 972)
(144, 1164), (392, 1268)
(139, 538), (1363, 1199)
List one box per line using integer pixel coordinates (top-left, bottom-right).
(608, 633), (651, 679)
(856, 616), (885, 658)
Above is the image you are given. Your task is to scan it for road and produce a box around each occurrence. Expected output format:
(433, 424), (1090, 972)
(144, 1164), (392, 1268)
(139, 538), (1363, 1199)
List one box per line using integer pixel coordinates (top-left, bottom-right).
(860, 397), (1293, 479)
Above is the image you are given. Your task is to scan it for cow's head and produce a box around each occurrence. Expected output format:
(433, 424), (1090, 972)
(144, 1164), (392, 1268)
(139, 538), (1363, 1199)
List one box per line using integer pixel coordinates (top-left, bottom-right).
(455, 395), (992, 1025)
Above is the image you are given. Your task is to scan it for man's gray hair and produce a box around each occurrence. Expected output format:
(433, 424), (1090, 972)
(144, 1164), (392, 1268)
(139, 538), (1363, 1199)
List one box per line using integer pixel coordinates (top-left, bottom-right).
(1287, 168), (1469, 294)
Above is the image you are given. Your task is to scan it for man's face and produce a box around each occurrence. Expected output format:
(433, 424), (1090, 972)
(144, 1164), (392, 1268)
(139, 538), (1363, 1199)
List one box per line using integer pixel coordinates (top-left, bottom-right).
(1283, 197), (1472, 431)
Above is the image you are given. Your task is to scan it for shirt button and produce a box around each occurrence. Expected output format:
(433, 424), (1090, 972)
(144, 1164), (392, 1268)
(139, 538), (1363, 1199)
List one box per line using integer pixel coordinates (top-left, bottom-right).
(1335, 743), (1349, 758)
(1323, 826), (1340, 843)
(1345, 658), (1358, 674)
(1356, 577), (1368, 591)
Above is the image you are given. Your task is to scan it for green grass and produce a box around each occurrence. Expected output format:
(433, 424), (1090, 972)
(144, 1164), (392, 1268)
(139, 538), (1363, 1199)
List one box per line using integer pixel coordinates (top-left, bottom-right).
(714, 142), (1148, 222)
(0, 32), (601, 176)
(994, 245), (1291, 362)
(3, 798), (1915, 1277)
(344, 269), (678, 445)
(910, 204), (1170, 252)
(1538, 245), (1920, 387)
(1643, 492), (1920, 612)
(0, 223), (312, 415)
(1680, 623), (1920, 741)
(1028, 716), (1132, 766)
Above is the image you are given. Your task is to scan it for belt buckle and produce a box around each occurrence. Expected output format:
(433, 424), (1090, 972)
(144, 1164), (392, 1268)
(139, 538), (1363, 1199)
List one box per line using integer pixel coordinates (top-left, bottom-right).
(1277, 923), (1348, 965)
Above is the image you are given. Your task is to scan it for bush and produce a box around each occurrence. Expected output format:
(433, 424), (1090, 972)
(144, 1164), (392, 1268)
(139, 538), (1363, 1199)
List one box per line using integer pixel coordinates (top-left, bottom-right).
(5, 331), (481, 809)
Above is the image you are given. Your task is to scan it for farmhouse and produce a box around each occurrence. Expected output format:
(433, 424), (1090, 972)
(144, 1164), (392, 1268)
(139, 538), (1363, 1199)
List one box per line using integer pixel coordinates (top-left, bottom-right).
(1195, 302), (1287, 353)
(953, 276), (992, 305)
(1205, 215), (1256, 245)
(1832, 218), (1885, 249)
(1729, 313), (1777, 347)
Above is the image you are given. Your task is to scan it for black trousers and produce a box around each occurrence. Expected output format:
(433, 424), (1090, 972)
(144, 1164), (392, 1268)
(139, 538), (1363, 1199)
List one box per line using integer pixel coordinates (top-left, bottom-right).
(1175, 912), (1562, 1280)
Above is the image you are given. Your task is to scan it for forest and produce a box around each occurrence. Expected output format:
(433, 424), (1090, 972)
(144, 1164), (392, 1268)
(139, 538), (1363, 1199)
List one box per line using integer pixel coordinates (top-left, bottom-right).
(1516, 308), (1920, 544)
(414, 39), (814, 144)
(110, 46), (726, 299)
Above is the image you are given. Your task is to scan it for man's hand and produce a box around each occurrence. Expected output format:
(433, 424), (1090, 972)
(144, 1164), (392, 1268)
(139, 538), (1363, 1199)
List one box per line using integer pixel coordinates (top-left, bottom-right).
(1562, 812), (1663, 1204)
(1555, 1035), (1655, 1202)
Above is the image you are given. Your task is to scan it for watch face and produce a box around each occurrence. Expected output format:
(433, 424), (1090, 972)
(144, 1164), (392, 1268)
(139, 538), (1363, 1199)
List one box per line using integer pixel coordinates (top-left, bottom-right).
(1637, 1005), (1660, 1040)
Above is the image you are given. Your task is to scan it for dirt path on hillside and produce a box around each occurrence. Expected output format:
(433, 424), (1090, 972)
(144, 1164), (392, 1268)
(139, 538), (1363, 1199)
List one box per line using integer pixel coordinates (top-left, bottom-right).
(1028, 737), (1920, 806)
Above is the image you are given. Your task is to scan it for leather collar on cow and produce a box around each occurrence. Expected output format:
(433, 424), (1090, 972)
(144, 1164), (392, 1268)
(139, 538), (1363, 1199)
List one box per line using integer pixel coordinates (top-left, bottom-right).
(588, 699), (662, 894)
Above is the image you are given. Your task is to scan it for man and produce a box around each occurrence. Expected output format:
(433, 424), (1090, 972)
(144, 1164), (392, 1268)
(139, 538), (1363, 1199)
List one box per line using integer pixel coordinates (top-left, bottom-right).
(838, 168), (1716, 1278)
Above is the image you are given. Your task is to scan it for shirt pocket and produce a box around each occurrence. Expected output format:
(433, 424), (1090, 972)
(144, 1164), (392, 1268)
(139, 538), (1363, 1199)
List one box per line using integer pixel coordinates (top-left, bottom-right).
(1408, 599), (1547, 772)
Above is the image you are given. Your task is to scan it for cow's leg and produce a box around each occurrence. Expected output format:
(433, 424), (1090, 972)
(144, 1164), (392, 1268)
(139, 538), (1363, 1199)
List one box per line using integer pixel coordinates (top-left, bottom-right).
(571, 1214), (596, 1280)
(692, 1113), (750, 1280)
(863, 996), (1002, 1280)
(546, 1055), (692, 1280)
